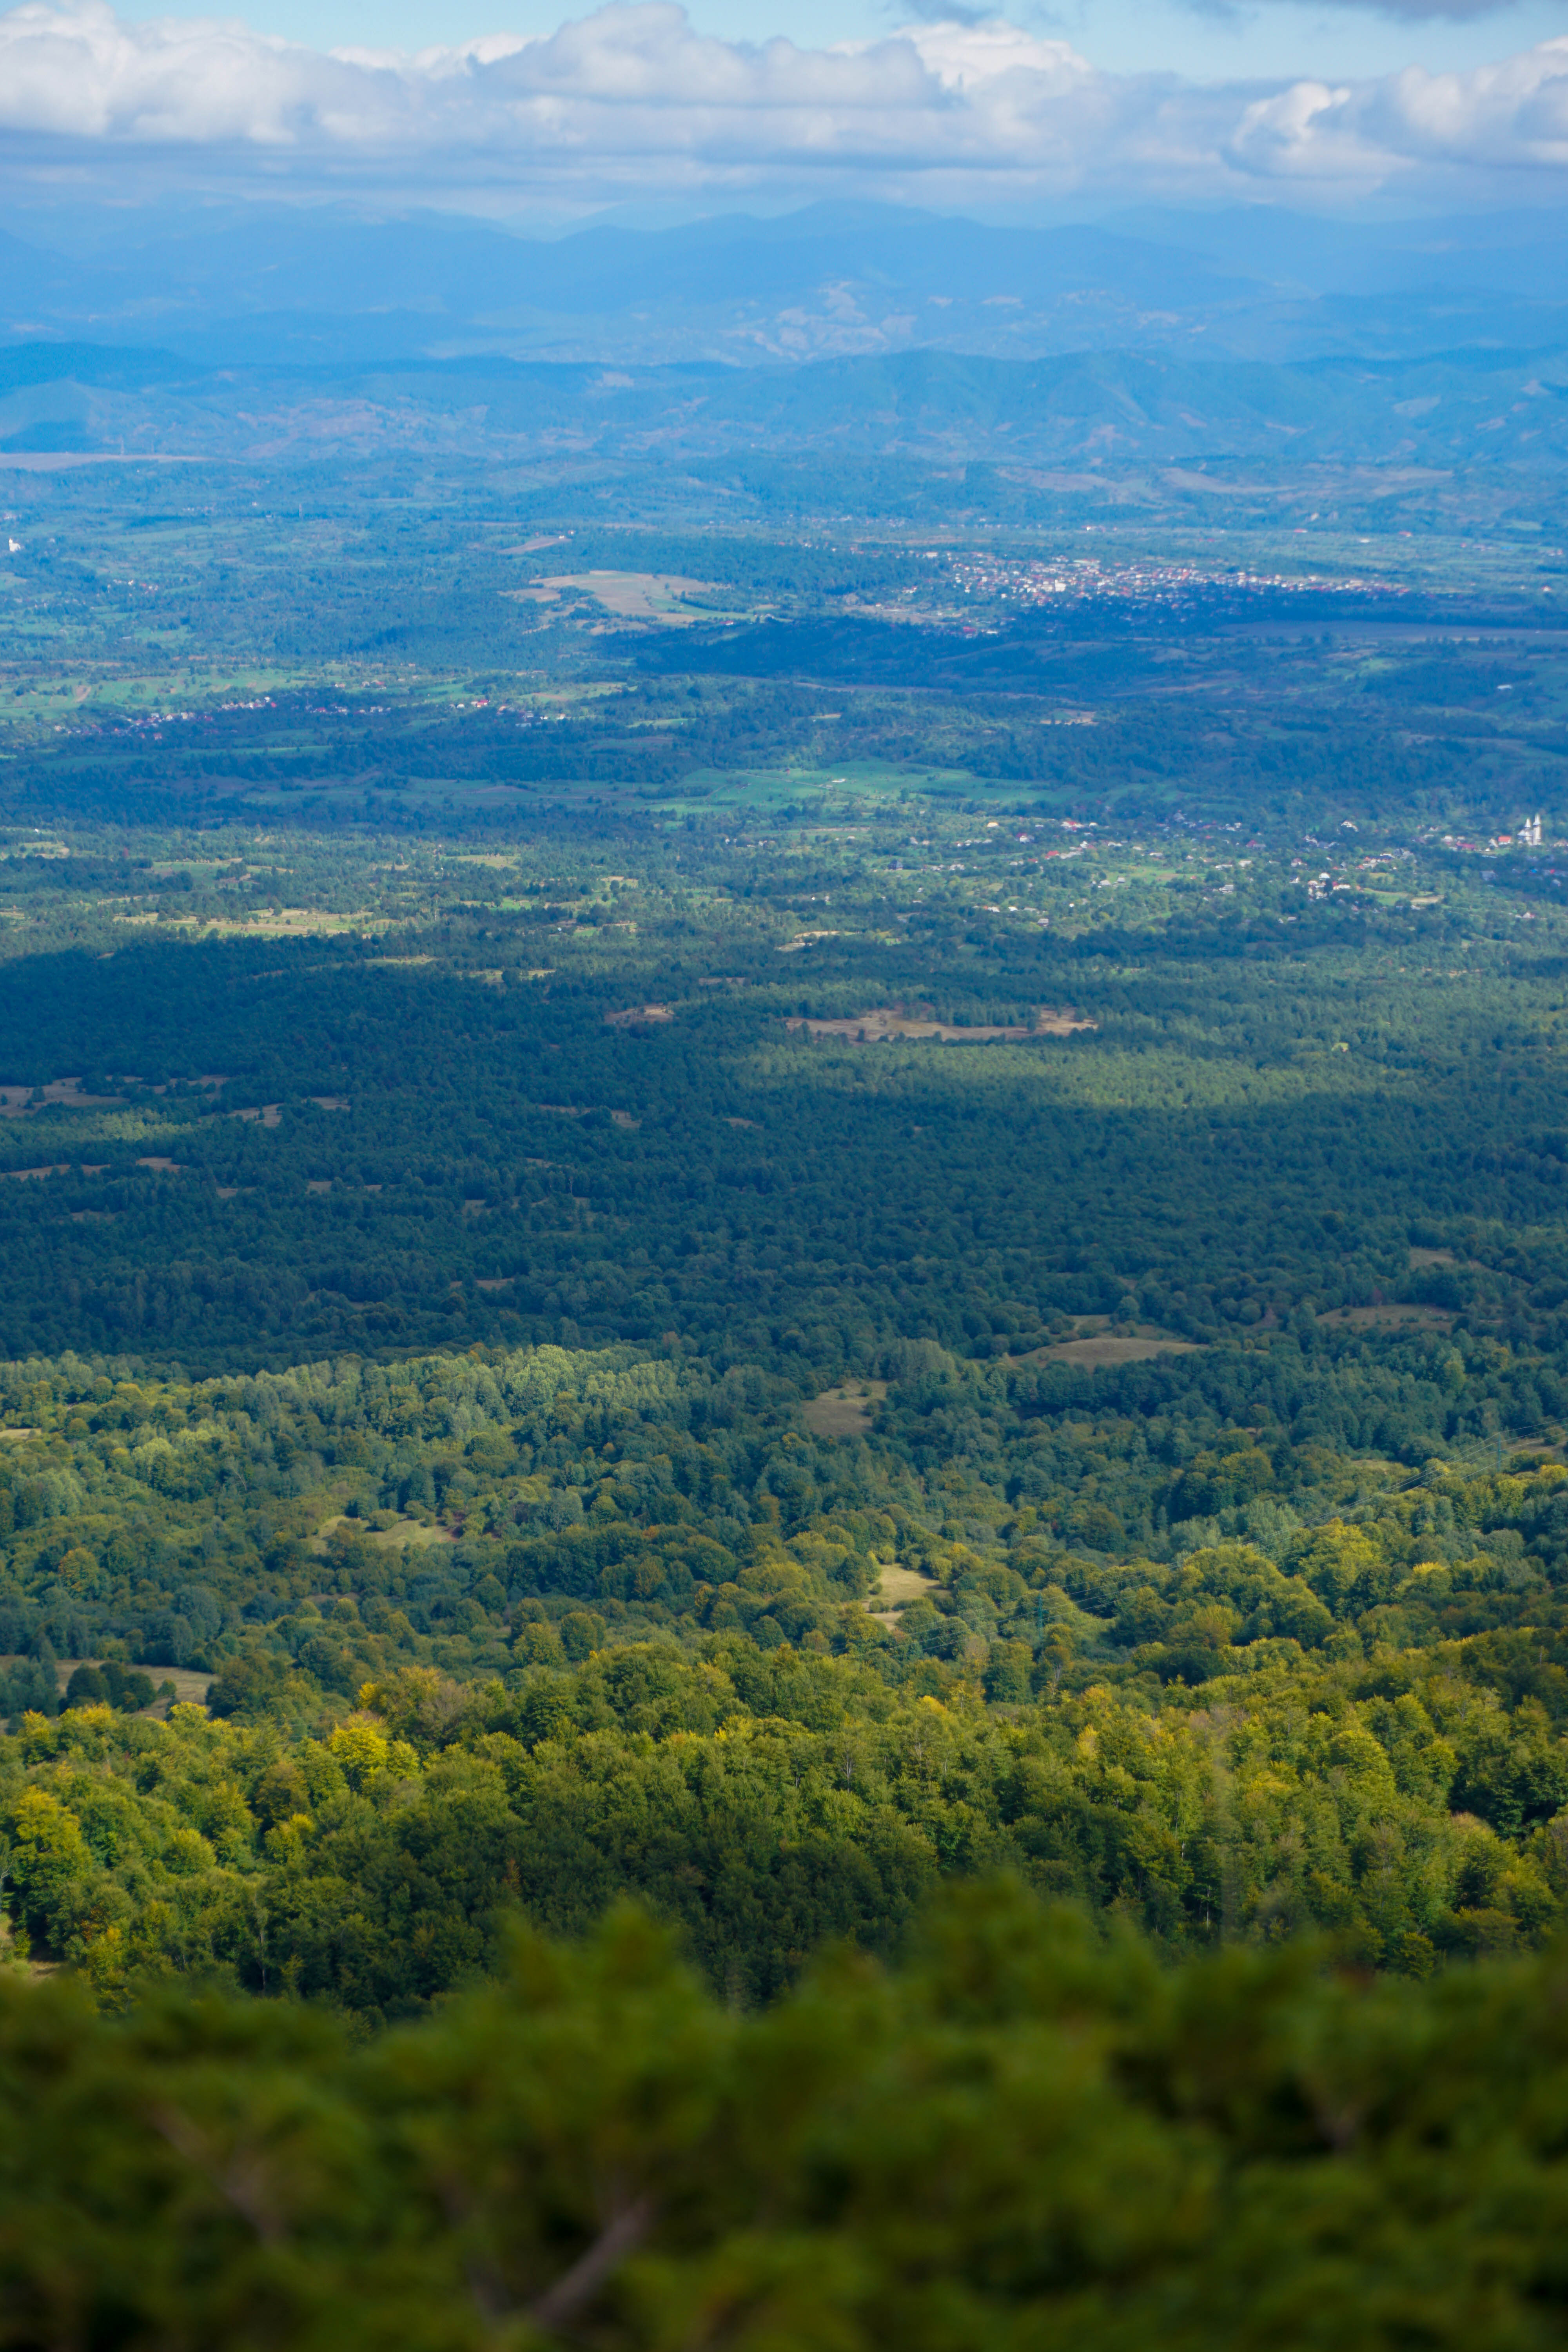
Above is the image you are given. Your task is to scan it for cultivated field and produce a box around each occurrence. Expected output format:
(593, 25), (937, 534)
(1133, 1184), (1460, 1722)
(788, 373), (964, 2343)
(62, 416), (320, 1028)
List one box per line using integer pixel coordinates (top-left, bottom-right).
(513, 572), (722, 624)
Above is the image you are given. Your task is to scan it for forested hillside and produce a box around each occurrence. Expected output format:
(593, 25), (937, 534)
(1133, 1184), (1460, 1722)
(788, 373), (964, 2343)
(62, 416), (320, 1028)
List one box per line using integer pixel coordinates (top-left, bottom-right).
(4, 430), (1568, 2344)
(4, 1326), (1568, 2005)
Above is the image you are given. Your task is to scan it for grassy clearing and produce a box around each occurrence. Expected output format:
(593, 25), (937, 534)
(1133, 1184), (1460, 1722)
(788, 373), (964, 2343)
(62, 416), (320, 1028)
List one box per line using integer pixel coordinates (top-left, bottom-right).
(311, 1512), (454, 1552)
(1318, 1304), (1459, 1330)
(784, 1005), (1094, 1043)
(1015, 1324), (1203, 1367)
(801, 1381), (888, 1437)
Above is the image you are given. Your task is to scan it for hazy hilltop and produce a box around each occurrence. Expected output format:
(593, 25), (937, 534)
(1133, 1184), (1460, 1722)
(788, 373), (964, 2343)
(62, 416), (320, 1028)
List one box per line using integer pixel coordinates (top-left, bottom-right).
(3, 339), (1567, 508)
(4, 198), (1568, 506)
(9, 198), (1568, 370)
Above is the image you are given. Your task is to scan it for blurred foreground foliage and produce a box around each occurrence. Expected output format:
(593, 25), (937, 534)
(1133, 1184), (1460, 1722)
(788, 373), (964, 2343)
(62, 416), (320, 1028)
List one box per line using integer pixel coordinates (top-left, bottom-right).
(4, 1882), (1568, 2352)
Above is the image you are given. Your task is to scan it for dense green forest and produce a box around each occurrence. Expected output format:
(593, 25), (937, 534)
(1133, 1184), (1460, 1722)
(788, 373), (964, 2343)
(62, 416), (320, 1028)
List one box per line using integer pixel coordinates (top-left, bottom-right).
(5, 444), (1568, 2341)
(4, 1328), (1568, 2004)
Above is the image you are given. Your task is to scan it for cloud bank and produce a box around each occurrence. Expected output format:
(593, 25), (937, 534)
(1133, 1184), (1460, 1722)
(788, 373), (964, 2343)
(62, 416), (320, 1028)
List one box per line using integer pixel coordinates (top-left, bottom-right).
(2, 0), (1568, 203)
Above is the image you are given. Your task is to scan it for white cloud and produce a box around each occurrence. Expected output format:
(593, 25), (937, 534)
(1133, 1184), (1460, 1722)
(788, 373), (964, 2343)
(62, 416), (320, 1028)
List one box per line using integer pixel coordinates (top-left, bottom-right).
(1228, 40), (1568, 176)
(0, 0), (1567, 201)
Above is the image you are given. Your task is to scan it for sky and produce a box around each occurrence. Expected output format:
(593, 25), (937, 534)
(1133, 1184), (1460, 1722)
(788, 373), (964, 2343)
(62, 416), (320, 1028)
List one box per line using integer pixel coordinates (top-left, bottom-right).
(4, 0), (1568, 220)
(184, 0), (1568, 86)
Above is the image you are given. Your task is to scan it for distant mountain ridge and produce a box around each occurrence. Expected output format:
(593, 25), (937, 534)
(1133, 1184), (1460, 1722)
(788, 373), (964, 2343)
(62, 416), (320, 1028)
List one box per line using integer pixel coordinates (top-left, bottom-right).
(6, 199), (1568, 372)
(1, 337), (1564, 479)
